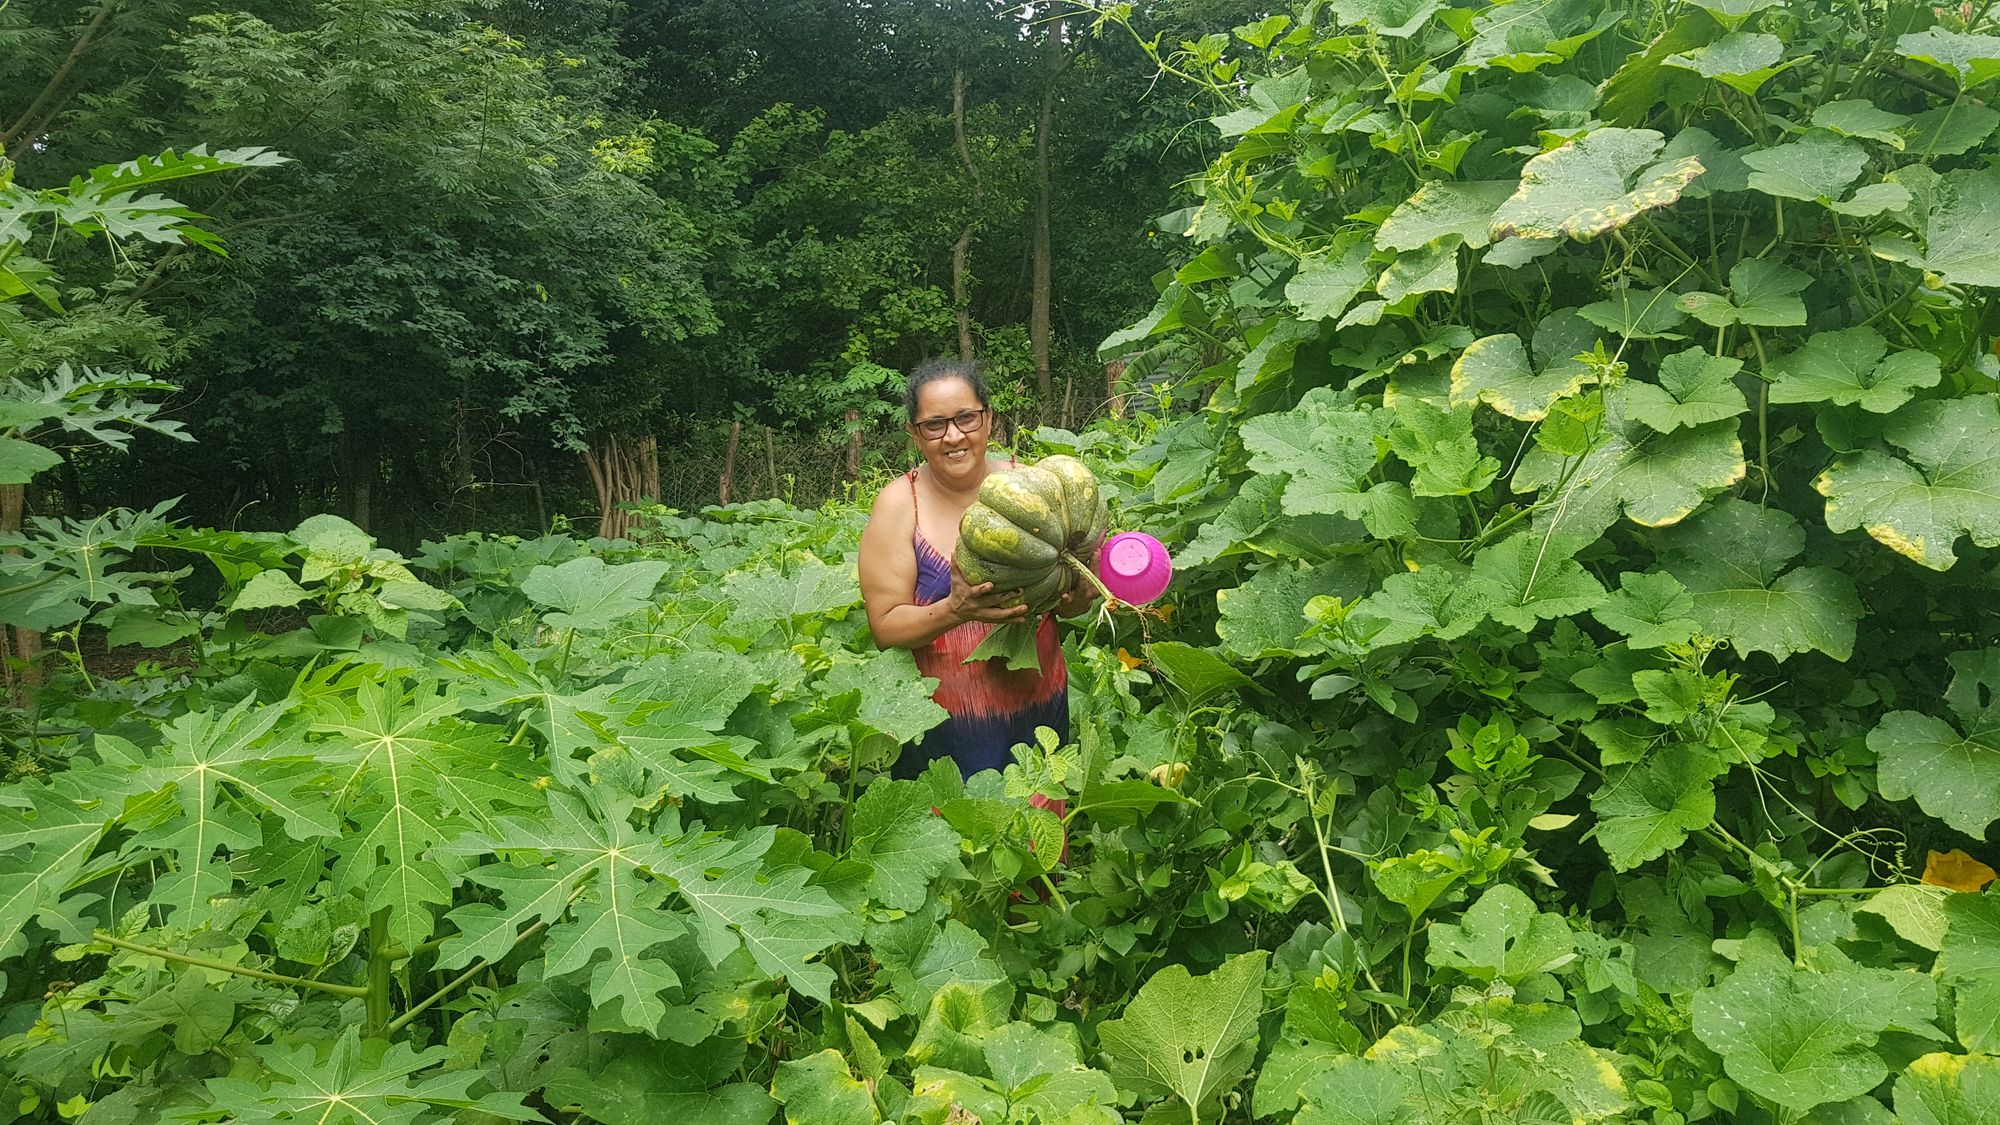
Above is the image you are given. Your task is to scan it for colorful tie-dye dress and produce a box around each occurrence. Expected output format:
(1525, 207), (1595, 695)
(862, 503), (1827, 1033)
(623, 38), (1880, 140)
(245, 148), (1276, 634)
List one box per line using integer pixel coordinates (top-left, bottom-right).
(896, 469), (1070, 780)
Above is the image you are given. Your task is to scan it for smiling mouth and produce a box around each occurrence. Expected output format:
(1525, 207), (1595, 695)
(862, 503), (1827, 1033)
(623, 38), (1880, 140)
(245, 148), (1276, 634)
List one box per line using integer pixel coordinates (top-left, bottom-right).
(944, 448), (970, 462)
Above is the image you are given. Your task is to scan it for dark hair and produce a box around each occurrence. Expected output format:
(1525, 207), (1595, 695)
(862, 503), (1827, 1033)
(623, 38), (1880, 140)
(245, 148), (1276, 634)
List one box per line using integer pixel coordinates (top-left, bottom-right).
(905, 357), (990, 420)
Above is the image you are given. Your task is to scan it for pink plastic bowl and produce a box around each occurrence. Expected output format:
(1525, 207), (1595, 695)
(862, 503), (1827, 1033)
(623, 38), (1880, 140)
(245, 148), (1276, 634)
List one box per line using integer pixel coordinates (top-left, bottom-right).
(1096, 531), (1172, 605)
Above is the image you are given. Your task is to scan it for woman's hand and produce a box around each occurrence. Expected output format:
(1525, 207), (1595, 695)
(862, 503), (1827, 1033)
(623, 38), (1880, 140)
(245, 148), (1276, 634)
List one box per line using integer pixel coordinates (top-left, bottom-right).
(1054, 573), (1101, 618)
(947, 566), (1031, 625)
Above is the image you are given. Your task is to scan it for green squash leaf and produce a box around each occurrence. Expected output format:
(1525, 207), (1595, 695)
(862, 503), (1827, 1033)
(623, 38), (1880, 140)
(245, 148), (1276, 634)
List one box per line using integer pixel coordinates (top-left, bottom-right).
(772, 1049), (880, 1125)
(1514, 413), (1747, 552)
(1663, 32), (1799, 95)
(1869, 649), (2000, 838)
(1743, 133), (1866, 203)
(1328, 0), (1444, 37)
(1097, 951), (1267, 1118)
(1897, 1052), (2000, 1125)
(1426, 884), (1575, 983)
(522, 556), (671, 630)
(1899, 28), (2000, 89)
(1287, 238), (1375, 321)
(1470, 534), (1607, 631)
(1691, 939), (1937, 1113)
(1869, 167), (2000, 287)
(1674, 257), (1810, 328)
(1812, 100), (1911, 149)
(1591, 571), (1698, 649)
(1658, 498), (1863, 661)
(1451, 309), (1600, 421)
(1386, 397), (1502, 496)
(1589, 745), (1725, 870)
(1768, 327), (1942, 413)
(1614, 349), (1749, 434)
(1377, 181), (1512, 250)
(1816, 394), (2000, 571)
(1937, 892), (2000, 1051)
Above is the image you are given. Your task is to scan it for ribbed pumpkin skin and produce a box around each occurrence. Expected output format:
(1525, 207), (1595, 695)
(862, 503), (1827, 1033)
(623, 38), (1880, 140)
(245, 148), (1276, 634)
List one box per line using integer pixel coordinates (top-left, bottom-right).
(979, 467), (1068, 550)
(954, 546), (1055, 591)
(1037, 455), (1103, 551)
(959, 503), (1059, 569)
(953, 459), (1107, 616)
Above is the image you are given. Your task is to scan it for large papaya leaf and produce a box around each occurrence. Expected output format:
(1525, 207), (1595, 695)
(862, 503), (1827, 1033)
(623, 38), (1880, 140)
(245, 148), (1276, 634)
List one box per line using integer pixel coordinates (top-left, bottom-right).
(0, 791), (110, 971)
(100, 701), (325, 926)
(1489, 127), (1703, 244)
(1657, 499), (1862, 661)
(313, 679), (536, 949)
(1816, 394), (2000, 570)
(1868, 649), (2000, 838)
(447, 790), (687, 1031)
(1691, 936), (1937, 1113)
(200, 1026), (535, 1125)
(653, 825), (858, 1002)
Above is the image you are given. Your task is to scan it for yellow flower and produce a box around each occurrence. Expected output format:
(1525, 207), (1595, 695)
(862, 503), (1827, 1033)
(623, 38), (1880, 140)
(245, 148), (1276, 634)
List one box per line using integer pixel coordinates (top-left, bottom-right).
(1115, 647), (1144, 671)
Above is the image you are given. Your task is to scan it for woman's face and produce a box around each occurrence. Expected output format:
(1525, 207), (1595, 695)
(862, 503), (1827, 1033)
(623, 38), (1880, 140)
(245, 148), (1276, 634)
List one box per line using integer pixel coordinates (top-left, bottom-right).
(909, 376), (991, 487)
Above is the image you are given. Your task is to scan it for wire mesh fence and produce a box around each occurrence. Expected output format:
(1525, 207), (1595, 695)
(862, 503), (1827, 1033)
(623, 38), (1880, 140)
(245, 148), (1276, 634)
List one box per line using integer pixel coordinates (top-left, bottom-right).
(655, 425), (910, 512)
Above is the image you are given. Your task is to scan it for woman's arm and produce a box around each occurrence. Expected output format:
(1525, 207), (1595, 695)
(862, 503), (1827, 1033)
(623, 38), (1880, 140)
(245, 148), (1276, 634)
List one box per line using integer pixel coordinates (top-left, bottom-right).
(858, 480), (1027, 650)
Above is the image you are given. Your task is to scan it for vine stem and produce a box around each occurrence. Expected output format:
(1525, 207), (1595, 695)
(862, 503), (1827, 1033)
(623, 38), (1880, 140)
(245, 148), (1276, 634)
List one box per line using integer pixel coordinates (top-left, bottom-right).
(93, 932), (370, 997)
(385, 920), (549, 1036)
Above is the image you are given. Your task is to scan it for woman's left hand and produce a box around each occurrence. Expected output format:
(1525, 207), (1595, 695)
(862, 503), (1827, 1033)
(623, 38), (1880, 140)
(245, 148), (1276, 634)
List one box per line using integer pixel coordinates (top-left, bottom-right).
(1054, 574), (1101, 618)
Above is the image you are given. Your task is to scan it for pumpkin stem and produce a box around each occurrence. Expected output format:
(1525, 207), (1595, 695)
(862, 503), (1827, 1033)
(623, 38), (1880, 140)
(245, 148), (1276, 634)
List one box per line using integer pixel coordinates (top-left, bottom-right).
(1063, 550), (1126, 611)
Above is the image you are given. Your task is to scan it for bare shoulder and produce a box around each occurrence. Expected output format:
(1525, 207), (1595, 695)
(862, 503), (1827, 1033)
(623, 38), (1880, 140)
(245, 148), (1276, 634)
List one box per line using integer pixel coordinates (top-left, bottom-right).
(865, 475), (915, 532)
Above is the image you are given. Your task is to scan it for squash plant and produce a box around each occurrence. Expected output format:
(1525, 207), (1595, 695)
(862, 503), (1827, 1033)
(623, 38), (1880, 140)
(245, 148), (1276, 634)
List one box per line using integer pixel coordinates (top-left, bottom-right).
(9, 3), (2000, 1124)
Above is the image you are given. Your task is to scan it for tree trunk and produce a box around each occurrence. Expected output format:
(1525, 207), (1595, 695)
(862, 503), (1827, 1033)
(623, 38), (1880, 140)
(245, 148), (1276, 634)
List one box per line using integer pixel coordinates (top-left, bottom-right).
(0, 1), (117, 154)
(1, 483), (42, 702)
(582, 434), (657, 539)
(1106, 360), (1127, 420)
(1029, 18), (1072, 403)
(951, 65), (982, 361)
(719, 421), (742, 506)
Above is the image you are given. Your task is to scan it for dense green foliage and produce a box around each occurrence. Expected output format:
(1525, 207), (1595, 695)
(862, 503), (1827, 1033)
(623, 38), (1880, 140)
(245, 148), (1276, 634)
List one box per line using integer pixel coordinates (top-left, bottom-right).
(0, 0), (1238, 537)
(8, 0), (2000, 1123)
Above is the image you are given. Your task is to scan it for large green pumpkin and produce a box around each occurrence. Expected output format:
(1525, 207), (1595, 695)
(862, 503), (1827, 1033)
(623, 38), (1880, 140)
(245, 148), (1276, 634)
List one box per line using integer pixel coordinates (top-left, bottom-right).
(955, 455), (1107, 615)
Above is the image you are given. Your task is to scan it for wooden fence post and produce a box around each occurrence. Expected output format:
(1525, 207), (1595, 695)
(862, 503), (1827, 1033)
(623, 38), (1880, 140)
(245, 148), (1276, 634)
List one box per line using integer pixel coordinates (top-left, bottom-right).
(1105, 360), (1127, 420)
(720, 420), (742, 506)
(765, 426), (779, 497)
(845, 409), (862, 481)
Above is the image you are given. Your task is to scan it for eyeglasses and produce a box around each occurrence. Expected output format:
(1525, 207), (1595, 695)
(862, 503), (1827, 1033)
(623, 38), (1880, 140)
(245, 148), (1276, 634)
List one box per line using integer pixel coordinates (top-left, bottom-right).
(914, 408), (989, 440)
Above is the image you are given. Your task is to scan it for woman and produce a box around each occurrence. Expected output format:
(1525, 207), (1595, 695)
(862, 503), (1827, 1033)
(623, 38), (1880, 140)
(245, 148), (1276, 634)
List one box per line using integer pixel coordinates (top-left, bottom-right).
(858, 358), (1096, 780)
